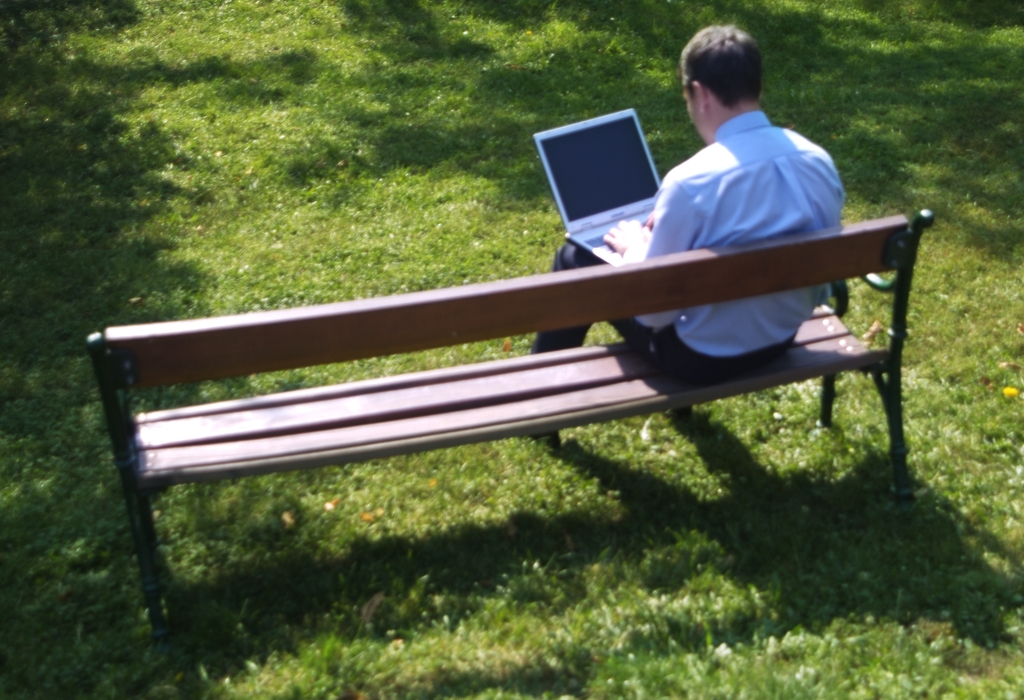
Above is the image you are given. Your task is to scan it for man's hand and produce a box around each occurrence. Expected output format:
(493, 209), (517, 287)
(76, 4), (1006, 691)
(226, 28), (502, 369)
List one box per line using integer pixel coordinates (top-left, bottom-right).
(604, 216), (653, 255)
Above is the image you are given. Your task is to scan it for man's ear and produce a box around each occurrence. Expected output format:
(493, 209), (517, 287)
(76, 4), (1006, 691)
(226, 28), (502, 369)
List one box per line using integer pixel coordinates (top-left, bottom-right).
(688, 80), (711, 113)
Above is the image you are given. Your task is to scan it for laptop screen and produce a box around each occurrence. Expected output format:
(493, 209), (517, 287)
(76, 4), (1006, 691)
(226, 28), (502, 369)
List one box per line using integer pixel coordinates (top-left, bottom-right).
(537, 114), (660, 223)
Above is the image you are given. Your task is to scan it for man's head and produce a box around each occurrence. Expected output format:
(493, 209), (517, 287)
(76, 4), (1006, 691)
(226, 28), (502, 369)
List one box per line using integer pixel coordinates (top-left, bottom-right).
(678, 25), (761, 107)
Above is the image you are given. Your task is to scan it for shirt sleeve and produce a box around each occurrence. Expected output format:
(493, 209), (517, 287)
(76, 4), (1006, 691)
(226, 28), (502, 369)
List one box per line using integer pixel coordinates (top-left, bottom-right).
(632, 176), (701, 328)
(644, 176), (701, 259)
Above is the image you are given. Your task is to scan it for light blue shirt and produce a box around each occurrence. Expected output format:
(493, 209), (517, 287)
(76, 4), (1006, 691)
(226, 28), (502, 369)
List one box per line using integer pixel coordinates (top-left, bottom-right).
(636, 111), (845, 356)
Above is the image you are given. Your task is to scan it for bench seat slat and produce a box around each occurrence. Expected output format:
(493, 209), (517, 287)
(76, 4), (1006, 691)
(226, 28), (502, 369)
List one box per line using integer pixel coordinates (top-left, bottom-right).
(136, 312), (851, 450)
(136, 332), (885, 489)
(793, 313), (850, 346)
(137, 352), (660, 449)
(136, 344), (632, 425)
(137, 308), (846, 428)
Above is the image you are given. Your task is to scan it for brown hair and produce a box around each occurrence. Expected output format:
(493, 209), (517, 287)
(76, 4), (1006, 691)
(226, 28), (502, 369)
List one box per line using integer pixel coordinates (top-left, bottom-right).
(679, 25), (762, 107)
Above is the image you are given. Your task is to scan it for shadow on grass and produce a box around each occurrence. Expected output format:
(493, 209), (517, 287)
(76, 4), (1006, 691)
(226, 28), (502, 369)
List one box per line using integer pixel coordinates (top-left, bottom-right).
(0, 0), (139, 53)
(3, 0), (1023, 695)
(0, 35), (363, 421)
(0, 53), (207, 431)
(324, 0), (1024, 254)
(852, 0), (1024, 28)
(0, 17), (209, 698)
(156, 413), (1019, 692)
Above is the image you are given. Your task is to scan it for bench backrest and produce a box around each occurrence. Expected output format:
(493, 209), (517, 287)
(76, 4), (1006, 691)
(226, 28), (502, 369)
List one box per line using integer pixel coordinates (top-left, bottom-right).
(102, 215), (909, 387)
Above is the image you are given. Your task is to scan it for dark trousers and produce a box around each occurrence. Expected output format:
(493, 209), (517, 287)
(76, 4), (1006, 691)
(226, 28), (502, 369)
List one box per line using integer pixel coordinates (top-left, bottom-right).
(531, 243), (794, 386)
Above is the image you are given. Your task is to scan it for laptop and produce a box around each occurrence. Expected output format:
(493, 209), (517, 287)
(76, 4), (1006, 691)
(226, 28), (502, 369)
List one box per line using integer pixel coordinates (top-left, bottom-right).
(534, 109), (661, 265)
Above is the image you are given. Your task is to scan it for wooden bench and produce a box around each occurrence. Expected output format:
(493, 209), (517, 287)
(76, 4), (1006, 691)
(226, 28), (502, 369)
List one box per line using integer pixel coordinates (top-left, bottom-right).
(88, 210), (933, 643)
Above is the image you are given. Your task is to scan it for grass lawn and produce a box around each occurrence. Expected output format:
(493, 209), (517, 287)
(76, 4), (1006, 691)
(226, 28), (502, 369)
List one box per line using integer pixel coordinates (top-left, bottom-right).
(3, 0), (1024, 697)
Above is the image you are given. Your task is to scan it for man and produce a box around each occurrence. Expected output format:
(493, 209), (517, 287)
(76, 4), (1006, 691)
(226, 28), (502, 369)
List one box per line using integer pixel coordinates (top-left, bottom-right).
(532, 25), (844, 386)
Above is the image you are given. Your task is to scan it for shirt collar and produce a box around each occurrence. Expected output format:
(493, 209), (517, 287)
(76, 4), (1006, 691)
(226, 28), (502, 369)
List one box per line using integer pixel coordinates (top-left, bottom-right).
(714, 110), (771, 142)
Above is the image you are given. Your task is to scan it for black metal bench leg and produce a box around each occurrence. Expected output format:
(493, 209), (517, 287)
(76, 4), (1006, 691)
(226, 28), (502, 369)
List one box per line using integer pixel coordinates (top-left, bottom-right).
(120, 473), (170, 646)
(872, 367), (914, 506)
(529, 430), (561, 448)
(138, 491), (161, 555)
(89, 333), (170, 646)
(820, 279), (847, 429)
(889, 441), (913, 505)
(819, 374), (836, 428)
(670, 405), (693, 419)
(867, 209), (933, 505)
(882, 376), (914, 505)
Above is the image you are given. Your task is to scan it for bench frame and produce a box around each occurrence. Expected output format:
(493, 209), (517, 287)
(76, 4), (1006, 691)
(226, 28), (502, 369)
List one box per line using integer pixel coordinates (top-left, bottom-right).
(88, 210), (934, 644)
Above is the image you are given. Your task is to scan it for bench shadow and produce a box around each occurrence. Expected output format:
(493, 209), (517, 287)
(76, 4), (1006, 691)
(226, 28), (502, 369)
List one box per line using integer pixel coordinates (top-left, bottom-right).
(158, 416), (1019, 688)
(653, 410), (1018, 641)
